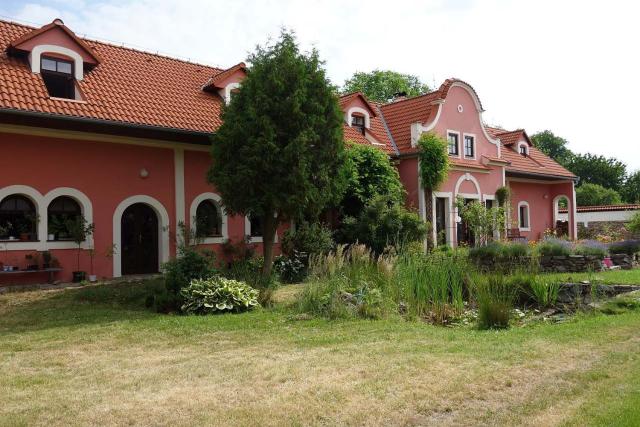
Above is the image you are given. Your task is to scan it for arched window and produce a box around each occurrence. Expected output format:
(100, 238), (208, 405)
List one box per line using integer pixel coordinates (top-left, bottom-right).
(47, 196), (81, 241)
(518, 201), (531, 231)
(195, 200), (222, 237)
(0, 195), (38, 241)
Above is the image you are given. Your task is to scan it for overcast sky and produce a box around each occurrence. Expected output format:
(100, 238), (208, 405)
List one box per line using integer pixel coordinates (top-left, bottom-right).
(2, 0), (638, 171)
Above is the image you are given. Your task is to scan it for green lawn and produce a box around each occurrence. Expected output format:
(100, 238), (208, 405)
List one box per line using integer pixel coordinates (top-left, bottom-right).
(1, 278), (640, 426)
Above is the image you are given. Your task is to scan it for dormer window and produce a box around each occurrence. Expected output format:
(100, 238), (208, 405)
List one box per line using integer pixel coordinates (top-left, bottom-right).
(351, 114), (366, 134)
(518, 143), (529, 157)
(41, 56), (76, 99)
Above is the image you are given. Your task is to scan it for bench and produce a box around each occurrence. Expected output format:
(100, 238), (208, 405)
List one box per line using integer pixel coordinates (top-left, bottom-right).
(0, 268), (62, 284)
(506, 228), (523, 240)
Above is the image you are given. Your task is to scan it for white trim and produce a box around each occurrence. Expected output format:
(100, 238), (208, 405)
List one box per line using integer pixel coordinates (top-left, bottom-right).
(30, 44), (84, 80)
(572, 183), (578, 239)
(446, 130), (461, 158)
(43, 187), (94, 250)
(346, 106), (371, 129)
(454, 172), (481, 197)
(0, 185), (93, 251)
(517, 141), (529, 156)
(517, 201), (531, 232)
(457, 193), (481, 200)
(221, 82), (240, 105)
(432, 191), (454, 246)
(189, 193), (228, 244)
(174, 149), (185, 245)
(244, 215), (278, 244)
(482, 194), (496, 202)
(410, 100), (444, 147)
(112, 195), (170, 278)
(552, 195), (569, 226)
(462, 132), (477, 160)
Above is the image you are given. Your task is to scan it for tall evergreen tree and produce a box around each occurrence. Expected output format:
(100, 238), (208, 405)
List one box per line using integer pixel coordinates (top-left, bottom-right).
(208, 30), (348, 277)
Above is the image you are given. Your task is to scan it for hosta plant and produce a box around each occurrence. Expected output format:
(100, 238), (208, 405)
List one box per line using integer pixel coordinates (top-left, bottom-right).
(180, 276), (260, 314)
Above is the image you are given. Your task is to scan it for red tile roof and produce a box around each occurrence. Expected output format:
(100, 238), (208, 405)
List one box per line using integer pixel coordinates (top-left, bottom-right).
(559, 204), (640, 213)
(0, 19), (225, 133)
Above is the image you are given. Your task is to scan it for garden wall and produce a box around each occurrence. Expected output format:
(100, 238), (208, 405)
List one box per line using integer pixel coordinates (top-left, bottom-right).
(473, 255), (603, 273)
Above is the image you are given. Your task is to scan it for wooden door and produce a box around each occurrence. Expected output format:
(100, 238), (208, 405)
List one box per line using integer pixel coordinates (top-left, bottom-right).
(121, 203), (159, 275)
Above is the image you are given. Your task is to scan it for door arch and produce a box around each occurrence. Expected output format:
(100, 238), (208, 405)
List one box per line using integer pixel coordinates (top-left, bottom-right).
(112, 195), (170, 277)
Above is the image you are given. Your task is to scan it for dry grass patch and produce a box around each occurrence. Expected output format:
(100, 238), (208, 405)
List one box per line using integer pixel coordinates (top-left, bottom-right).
(1, 281), (640, 426)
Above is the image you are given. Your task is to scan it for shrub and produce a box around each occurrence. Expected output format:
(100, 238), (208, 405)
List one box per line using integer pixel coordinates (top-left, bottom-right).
(180, 276), (260, 314)
(336, 195), (427, 254)
(536, 238), (572, 256)
(298, 244), (395, 319)
(162, 247), (218, 295)
(528, 278), (560, 308)
(574, 240), (608, 258)
(627, 212), (640, 235)
(473, 274), (515, 330)
(500, 242), (529, 259)
(609, 240), (640, 255)
(468, 242), (502, 261)
(274, 250), (306, 283)
(495, 186), (510, 207)
(282, 221), (334, 257)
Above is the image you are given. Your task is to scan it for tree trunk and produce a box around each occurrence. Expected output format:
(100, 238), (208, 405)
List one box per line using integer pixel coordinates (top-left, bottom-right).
(261, 213), (279, 279)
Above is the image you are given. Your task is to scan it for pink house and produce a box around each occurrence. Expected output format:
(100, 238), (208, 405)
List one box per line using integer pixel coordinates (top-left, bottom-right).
(0, 19), (576, 284)
(338, 81), (577, 247)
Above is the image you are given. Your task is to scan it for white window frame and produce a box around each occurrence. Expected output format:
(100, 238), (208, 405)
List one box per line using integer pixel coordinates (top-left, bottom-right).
(189, 192), (228, 244)
(517, 201), (531, 232)
(244, 215), (278, 244)
(517, 142), (529, 157)
(447, 130), (461, 158)
(463, 133), (476, 160)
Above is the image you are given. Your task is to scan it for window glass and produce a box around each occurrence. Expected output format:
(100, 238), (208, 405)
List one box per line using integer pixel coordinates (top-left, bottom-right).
(519, 205), (529, 228)
(464, 135), (474, 157)
(0, 195), (37, 241)
(57, 61), (72, 74)
(195, 200), (221, 237)
(249, 215), (262, 237)
(447, 133), (459, 155)
(47, 196), (81, 240)
(41, 58), (57, 72)
(519, 145), (527, 156)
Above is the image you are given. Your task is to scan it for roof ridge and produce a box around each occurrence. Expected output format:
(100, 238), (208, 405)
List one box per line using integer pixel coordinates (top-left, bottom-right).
(380, 88), (440, 107)
(0, 17), (224, 71)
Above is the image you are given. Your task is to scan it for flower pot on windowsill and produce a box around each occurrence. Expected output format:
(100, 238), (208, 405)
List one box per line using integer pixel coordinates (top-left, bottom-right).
(19, 233), (30, 242)
(72, 271), (86, 283)
(48, 234), (55, 241)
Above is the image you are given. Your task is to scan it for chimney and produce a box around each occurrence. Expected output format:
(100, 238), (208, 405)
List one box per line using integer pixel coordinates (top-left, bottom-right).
(392, 91), (408, 102)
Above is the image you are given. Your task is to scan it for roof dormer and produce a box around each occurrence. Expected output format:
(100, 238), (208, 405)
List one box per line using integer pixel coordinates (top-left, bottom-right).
(202, 62), (247, 105)
(339, 92), (377, 134)
(7, 18), (100, 100)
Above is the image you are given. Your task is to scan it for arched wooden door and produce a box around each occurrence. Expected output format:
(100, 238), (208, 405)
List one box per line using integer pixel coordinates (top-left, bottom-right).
(121, 203), (159, 275)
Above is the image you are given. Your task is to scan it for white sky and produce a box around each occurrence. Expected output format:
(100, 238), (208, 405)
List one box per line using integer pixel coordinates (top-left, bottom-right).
(2, 0), (639, 172)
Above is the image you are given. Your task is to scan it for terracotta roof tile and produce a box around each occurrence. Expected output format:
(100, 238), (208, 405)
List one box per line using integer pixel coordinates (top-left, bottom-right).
(559, 204), (640, 213)
(0, 19), (225, 133)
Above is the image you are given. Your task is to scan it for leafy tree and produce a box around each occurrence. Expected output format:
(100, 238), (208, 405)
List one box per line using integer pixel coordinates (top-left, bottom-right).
(575, 183), (622, 206)
(530, 130), (573, 164)
(457, 199), (505, 247)
(417, 132), (450, 248)
(342, 70), (430, 102)
(336, 195), (427, 254)
(341, 143), (404, 216)
(622, 171), (640, 203)
(208, 30), (348, 277)
(627, 212), (640, 234)
(566, 153), (627, 190)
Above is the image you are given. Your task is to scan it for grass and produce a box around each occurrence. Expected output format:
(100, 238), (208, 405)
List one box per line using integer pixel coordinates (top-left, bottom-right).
(1, 278), (640, 426)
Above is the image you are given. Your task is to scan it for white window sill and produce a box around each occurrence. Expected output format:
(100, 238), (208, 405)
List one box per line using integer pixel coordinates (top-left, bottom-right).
(518, 227), (531, 232)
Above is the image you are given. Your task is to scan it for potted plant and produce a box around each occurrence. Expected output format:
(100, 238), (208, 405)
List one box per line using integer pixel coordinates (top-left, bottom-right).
(41, 250), (52, 269)
(88, 248), (97, 282)
(65, 215), (95, 283)
(25, 252), (40, 271)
